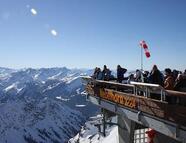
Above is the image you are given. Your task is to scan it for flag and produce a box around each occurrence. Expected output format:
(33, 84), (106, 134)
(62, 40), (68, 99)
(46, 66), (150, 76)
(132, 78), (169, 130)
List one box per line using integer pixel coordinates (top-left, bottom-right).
(140, 40), (151, 58)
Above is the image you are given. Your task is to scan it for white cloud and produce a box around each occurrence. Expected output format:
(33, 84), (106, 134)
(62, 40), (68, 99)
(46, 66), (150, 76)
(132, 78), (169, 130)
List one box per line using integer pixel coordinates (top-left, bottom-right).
(51, 29), (58, 36)
(30, 8), (37, 15)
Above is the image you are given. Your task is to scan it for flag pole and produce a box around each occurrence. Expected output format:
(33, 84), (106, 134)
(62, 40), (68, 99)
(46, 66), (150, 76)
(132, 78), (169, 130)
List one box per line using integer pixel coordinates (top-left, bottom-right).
(140, 40), (150, 82)
(140, 43), (144, 82)
(141, 46), (143, 71)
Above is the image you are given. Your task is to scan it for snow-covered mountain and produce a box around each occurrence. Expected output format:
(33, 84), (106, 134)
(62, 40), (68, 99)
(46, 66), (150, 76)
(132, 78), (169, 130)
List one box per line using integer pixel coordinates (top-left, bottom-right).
(0, 98), (84, 143)
(0, 67), (97, 143)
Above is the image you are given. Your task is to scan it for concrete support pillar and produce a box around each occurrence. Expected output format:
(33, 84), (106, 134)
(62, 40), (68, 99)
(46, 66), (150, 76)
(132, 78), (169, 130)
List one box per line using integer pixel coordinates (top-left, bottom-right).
(154, 132), (182, 143)
(117, 115), (136, 143)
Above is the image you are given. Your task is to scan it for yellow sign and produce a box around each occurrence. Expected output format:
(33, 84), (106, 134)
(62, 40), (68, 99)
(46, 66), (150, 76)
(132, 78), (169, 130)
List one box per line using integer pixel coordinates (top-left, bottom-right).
(100, 89), (137, 109)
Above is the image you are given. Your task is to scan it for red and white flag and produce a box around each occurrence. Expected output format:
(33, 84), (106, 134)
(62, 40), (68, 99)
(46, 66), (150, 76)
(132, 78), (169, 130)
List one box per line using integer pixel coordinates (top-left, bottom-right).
(140, 40), (151, 58)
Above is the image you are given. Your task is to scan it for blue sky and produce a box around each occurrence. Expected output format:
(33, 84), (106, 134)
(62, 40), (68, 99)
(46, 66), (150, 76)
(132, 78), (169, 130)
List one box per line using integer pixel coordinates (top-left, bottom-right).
(0, 0), (186, 71)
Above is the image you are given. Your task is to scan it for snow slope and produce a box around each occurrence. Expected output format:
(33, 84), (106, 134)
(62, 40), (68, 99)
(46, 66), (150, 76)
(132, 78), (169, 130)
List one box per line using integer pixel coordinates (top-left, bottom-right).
(69, 116), (118, 143)
(0, 98), (85, 143)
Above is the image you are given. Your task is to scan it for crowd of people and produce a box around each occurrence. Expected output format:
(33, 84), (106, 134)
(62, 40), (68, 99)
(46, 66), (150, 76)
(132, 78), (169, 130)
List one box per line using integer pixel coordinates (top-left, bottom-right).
(92, 65), (127, 83)
(92, 64), (186, 92)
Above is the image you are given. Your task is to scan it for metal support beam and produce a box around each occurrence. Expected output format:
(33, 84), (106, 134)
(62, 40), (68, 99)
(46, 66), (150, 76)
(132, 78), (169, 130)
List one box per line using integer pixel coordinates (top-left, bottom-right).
(87, 95), (186, 142)
(102, 109), (106, 137)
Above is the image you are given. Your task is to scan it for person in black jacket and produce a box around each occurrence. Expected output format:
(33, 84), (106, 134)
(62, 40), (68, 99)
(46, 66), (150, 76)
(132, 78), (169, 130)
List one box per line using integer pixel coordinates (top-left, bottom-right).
(174, 74), (186, 92)
(148, 65), (164, 86)
(102, 65), (111, 81)
(174, 74), (186, 105)
(117, 65), (127, 83)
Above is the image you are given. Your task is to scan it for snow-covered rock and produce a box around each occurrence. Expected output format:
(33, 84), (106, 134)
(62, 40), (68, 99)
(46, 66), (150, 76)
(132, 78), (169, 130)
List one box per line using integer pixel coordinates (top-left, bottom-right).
(69, 115), (118, 143)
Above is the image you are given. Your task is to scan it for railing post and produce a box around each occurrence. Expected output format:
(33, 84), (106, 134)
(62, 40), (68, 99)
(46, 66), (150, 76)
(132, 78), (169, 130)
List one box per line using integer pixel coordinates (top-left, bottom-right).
(144, 87), (148, 98)
(161, 90), (163, 101)
(163, 91), (166, 101)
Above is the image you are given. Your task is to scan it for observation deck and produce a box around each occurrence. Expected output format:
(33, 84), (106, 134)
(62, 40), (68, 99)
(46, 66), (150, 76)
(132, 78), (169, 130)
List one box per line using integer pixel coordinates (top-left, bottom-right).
(83, 76), (186, 143)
